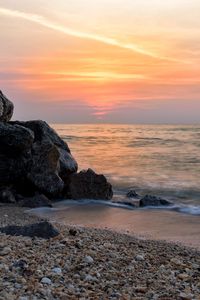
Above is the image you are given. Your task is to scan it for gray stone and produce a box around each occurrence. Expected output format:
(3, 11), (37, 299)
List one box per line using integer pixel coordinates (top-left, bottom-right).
(139, 195), (172, 207)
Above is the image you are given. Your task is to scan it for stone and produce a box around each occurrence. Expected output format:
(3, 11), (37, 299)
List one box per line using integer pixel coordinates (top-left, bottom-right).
(84, 255), (94, 264)
(41, 277), (52, 285)
(135, 255), (145, 261)
(0, 221), (59, 239)
(18, 194), (52, 208)
(126, 190), (139, 198)
(139, 195), (172, 207)
(68, 168), (113, 200)
(69, 228), (77, 236)
(52, 267), (62, 274)
(0, 246), (11, 256)
(0, 91), (14, 122)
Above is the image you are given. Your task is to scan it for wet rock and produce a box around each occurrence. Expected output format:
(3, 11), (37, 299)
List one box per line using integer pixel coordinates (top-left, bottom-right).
(0, 91), (14, 122)
(69, 228), (77, 236)
(139, 195), (172, 207)
(126, 190), (139, 198)
(0, 221), (59, 239)
(18, 194), (52, 208)
(68, 168), (113, 200)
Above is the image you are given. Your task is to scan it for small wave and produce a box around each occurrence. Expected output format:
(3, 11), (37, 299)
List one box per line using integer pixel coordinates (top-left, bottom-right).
(176, 205), (200, 216)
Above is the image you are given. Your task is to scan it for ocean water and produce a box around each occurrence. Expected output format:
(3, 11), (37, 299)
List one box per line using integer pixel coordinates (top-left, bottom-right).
(51, 124), (200, 214)
(29, 124), (200, 247)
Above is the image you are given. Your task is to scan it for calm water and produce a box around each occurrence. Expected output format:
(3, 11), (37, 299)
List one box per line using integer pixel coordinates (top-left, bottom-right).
(52, 124), (200, 211)
(30, 124), (200, 247)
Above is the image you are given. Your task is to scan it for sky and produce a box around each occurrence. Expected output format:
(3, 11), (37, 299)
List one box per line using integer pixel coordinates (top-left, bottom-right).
(0, 0), (200, 123)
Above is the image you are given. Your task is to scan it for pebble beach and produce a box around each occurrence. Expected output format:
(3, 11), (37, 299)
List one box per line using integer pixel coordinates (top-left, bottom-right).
(0, 206), (200, 300)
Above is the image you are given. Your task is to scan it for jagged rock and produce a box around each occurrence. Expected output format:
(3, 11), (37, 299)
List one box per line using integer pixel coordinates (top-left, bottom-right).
(0, 91), (14, 122)
(18, 194), (52, 208)
(0, 221), (59, 239)
(68, 168), (113, 200)
(12, 120), (78, 177)
(7, 120), (78, 197)
(139, 195), (172, 207)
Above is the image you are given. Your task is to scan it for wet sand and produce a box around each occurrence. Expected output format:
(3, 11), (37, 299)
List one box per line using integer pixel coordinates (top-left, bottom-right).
(29, 204), (200, 250)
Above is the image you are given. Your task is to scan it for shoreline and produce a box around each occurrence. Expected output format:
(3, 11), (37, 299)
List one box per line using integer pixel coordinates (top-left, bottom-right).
(0, 206), (200, 299)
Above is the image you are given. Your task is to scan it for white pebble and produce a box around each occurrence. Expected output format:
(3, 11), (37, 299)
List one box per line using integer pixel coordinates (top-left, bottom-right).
(85, 274), (97, 282)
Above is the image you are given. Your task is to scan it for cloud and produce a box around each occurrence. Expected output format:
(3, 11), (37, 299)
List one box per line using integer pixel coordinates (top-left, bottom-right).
(0, 7), (185, 63)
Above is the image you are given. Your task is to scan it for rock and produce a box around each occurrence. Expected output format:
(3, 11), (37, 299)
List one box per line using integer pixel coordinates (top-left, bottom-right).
(11, 120), (78, 197)
(179, 292), (194, 300)
(52, 267), (62, 274)
(126, 190), (139, 198)
(139, 195), (172, 207)
(18, 194), (52, 208)
(69, 228), (77, 236)
(0, 123), (34, 186)
(68, 168), (113, 200)
(41, 277), (52, 285)
(84, 255), (94, 264)
(0, 246), (11, 256)
(0, 188), (15, 203)
(0, 91), (14, 122)
(0, 221), (59, 239)
(84, 274), (97, 282)
(135, 255), (145, 261)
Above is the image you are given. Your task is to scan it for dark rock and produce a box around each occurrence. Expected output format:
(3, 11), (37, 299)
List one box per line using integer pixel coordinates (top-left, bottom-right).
(0, 122), (34, 154)
(126, 190), (140, 198)
(69, 228), (77, 236)
(0, 91), (14, 122)
(139, 195), (172, 207)
(18, 194), (52, 208)
(0, 188), (15, 203)
(68, 168), (113, 200)
(0, 221), (59, 239)
(10, 120), (78, 196)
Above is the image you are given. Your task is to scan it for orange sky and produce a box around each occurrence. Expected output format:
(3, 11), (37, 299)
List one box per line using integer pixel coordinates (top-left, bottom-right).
(0, 0), (200, 123)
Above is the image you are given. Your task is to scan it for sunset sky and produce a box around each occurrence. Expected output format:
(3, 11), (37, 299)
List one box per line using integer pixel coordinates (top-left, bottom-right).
(0, 0), (200, 123)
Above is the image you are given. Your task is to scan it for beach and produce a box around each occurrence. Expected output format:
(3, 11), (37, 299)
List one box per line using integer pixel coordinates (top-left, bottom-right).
(0, 206), (200, 300)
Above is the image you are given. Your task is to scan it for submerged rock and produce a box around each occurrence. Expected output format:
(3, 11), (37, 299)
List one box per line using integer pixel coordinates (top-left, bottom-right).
(68, 168), (113, 200)
(0, 91), (14, 122)
(0, 188), (15, 203)
(126, 190), (140, 198)
(0, 221), (59, 239)
(139, 195), (172, 207)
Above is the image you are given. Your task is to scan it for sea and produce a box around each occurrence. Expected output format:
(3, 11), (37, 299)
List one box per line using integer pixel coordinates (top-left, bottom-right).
(30, 124), (200, 248)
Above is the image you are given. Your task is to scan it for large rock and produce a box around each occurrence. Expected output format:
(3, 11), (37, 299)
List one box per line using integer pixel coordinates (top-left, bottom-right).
(68, 168), (113, 200)
(9, 120), (78, 197)
(0, 91), (14, 122)
(139, 195), (172, 207)
(0, 221), (59, 239)
(0, 123), (34, 185)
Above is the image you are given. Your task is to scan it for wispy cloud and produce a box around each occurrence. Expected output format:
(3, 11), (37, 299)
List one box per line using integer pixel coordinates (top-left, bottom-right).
(0, 7), (184, 63)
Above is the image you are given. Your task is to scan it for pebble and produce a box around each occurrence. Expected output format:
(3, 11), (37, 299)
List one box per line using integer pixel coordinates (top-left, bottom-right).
(41, 277), (52, 285)
(180, 292), (194, 300)
(0, 246), (11, 255)
(84, 255), (94, 264)
(135, 254), (145, 261)
(52, 267), (62, 274)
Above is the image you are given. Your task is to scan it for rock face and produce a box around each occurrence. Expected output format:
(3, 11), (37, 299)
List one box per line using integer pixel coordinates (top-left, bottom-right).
(139, 195), (171, 207)
(0, 92), (113, 206)
(68, 168), (113, 200)
(0, 91), (14, 122)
